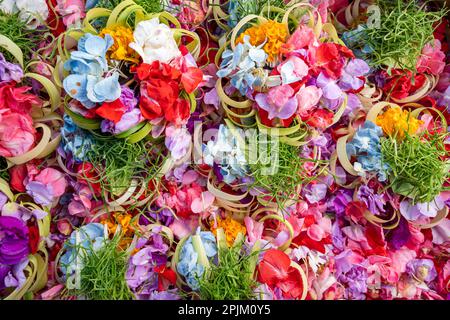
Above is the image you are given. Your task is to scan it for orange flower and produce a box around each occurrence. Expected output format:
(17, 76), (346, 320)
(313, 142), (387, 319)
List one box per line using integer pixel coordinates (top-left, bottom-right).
(376, 107), (423, 140)
(211, 216), (247, 246)
(99, 26), (139, 63)
(101, 212), (135, 248)
(236, 20), (288, 63)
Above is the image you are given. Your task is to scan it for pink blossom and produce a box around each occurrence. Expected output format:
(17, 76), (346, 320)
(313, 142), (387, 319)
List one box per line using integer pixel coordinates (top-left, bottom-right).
(416, 39), (446, 75)
(190, 191), (215, 214)
(0, 110), (36, 157)
(278, 56), (309, 85)
(56, 0), (86, 26)
(244, 216), (264, 247)
(296, 85), (322, 116)
(255, 85), (298, 120)
(33, 168), (67, 196)
(281, 25), (316, 53)
(389, 248), (416, 275)
(25, 168), (67, 206)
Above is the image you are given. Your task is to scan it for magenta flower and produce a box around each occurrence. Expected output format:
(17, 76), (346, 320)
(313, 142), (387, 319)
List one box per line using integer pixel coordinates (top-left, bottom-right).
(255, 85), (298, 120)
(0, 216), (30, 265)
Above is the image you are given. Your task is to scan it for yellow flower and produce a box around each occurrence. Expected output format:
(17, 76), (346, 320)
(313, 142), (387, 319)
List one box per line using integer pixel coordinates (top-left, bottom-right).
(236, 20), (288, 63)
(376, 107), (423, 140)
(101, 212), (135, 248)
(211, 216), (247, 246)
(99, 25), (139, 63)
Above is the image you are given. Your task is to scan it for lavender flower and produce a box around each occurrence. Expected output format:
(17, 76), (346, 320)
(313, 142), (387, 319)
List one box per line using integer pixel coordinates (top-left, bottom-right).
(0, 53), (23, 83)
(356, 185), (386, 216)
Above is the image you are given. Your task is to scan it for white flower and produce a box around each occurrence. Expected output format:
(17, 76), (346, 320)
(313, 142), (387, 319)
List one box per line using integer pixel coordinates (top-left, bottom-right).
(353, 162), (366, 177)
(0, 0), (17, 14)
(0, 0), (49, 29)
(129, 17), (181, 64)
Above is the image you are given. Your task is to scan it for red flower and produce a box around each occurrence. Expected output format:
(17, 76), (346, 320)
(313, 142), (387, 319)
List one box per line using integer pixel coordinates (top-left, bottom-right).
(314, 43), (354, 79)
(345, 201), (367, 224)
(154, 265), (177, 291)
(292, 231), (332, 253)
(257, 249), (304, 299)
(0, 83), (42, 114)
(181, 67), (204, 94)
(9, 164), (28, 192)
(46, 0), (66, 37)
(28, 224), (40, 254)
(365, 224), (387, 256)
(305, 109), (334, 129)
(137, 62), (191, 125)
(75, 162), (101, 195)
(95, 99), (127, 123)
(165, 98), (190, 124)
(381, 69), (426, 100)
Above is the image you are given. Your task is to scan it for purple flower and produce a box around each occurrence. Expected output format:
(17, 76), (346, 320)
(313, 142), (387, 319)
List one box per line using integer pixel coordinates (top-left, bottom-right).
(116, 108), (142, 132)
(148, 290), (181, 300)
(356, 185), (386, 216)
(431, 218), (450, 245)
(165, 125), (192, 161)
(0, 216), (30, 265)
(0, 192), (7, 210)
(437, 86), (450, 111)
(255, 85), (298, 120)
(399, 196), (445, 222)
(119, 85), (138, 111)
(101, 108), (143, 134)
(126, 231), (175, 299)
(2, 258), (28, 289)
(338, 59), (370, 91)
(317, 72), (342, 99)
(387, 217), (411, 250)
(131, 234), (169, 267)
(332, 221), (345, 251)
(343, 93), (362, 117)
(406, 259), (437, 283)
(0, 53), (23, 83)
(331, 189), (353, 216)
(338, 265), (368, 300)
(25, 181), (54, 206)
(1, 202), (47, 222)
(304, 183), (328, 204)
(100, 86), (141, 134)
(204, 87), (219, 110)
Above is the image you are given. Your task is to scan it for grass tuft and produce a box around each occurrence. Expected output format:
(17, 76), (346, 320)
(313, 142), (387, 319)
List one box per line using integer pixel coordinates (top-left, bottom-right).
(67, 233), (134, 300)
(0, 12), (47, 61)
(363, 0), (447, 72)
(248, 136), (328, 207)
(381, 131), (450, 203)
(197, 242), (258, 300)
(83, 135), (166, 197)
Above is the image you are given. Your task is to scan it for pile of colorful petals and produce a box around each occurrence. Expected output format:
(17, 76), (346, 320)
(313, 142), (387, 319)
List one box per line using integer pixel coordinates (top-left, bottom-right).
(0, 0), (449, 300)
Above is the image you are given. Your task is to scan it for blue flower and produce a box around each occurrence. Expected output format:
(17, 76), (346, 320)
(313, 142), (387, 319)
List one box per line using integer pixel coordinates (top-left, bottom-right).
(63, 33), (121, 108)
(85, 0), (99, 9)
(203, 124), (248, 184)
(60, 223), (106, 277)
(227, 0), (239, 27)
(217, 36), (267, 96)
(64, 33), (113, 73)
(346, 121), (390, 181)
(341, 25), (374, 61)
(176, 229), (217, 290)
(60, 114), (95, 162)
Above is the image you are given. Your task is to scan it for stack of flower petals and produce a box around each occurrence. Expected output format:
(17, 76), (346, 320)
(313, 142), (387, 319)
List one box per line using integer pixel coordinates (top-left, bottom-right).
(0, 0), (448, 301)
